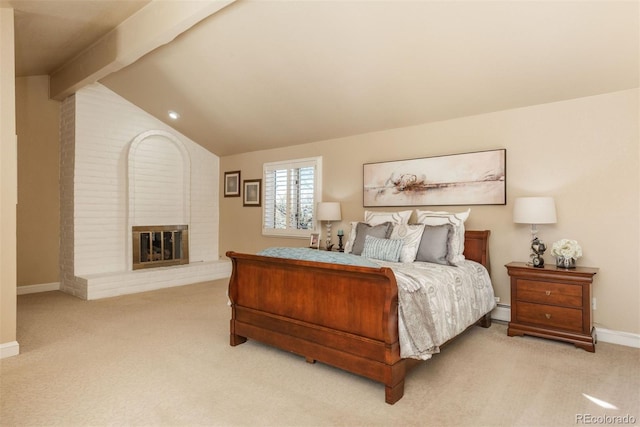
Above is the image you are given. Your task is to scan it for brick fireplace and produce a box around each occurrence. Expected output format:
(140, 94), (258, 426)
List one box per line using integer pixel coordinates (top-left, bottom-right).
(59, 83), (230, 300)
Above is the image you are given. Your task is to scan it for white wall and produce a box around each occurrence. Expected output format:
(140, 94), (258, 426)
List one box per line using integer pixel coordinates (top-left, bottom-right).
(130, 133), (189, 227)
(60, 83), (228, 299)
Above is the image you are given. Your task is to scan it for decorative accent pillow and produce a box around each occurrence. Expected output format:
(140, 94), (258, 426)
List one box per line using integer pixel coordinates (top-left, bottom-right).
(364, 210), (412, 226)
(361, 235), (403, 263)
(389, 224), (425, 263)
(343, 222), (359, 254)
(415, 224), (452, 265)
(415, 209), (470, 265)
(350, 222), (393, 255)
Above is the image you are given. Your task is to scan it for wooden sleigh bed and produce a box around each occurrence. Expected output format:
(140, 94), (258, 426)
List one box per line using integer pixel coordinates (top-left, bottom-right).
(226, 230), (492, 404)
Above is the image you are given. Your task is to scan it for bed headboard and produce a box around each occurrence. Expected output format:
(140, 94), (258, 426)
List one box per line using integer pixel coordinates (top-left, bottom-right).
(463, 230), (490, 272)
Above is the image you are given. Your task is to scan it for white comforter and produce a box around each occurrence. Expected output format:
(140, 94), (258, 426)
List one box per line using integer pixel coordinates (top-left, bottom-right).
(373, 259), (496, 360)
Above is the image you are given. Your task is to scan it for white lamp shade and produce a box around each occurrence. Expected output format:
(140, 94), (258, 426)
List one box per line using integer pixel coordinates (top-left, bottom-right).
(513, 197), (557, 224)
(316, 202), (342, 221)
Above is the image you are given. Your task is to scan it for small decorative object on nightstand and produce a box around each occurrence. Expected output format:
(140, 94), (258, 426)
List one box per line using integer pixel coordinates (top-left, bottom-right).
(513, 197), (557, 268)
(506, 262), (598, 352)
(337, 229), (344, 252)
(551, 239), (582, 269)
(309, 233), (320, 249)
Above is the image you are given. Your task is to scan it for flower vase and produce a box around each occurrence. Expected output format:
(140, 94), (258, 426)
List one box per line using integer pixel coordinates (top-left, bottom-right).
(556, 256), (576, 269)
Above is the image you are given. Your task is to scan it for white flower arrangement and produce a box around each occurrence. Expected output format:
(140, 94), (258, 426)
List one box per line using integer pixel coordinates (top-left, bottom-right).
(551, 239), (583, 260)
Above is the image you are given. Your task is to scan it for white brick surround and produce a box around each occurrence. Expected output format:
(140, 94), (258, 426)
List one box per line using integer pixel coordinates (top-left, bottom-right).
(60, 83), (230, 300)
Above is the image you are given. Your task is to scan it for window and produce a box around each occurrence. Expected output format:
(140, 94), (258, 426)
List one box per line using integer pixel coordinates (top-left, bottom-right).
(263, 157), (322, 238)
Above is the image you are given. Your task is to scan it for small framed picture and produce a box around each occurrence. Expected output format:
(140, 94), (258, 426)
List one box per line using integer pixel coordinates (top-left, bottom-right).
(243, 179), (262, 207)
(309, 233), (320, 249)
(224, 171), (241, 197)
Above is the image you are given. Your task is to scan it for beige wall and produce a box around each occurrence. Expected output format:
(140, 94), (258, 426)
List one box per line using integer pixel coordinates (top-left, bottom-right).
(1, 7), (17, 351)
(221, 89), (639, 335)
(16, 76), (60, 287)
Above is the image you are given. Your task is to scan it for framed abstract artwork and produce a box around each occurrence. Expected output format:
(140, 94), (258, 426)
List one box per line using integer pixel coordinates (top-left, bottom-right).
(363, 149), (506, 207)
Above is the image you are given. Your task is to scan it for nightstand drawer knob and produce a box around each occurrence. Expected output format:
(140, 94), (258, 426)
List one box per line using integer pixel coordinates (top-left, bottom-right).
(545, 290), (551, 296)
(545, 313), (552, 319)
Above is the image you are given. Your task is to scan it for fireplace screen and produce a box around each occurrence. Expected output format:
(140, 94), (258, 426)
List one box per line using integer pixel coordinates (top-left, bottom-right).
(132, 225), (189, 270)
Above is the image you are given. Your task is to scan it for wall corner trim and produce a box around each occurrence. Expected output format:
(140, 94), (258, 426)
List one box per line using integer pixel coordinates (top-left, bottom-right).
(0, 341), (20, 359)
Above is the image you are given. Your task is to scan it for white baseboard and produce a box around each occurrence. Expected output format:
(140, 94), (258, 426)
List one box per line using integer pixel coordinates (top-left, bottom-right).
(491, 303), (511, 322)
(17, 282), (61, 295)
(0, 341), (20, 359)
(491, 305), (640, 349)
(595, 327), (640, 349)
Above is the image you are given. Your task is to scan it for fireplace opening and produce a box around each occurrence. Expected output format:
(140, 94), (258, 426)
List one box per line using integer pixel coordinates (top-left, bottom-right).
(132, 225), (189, 270)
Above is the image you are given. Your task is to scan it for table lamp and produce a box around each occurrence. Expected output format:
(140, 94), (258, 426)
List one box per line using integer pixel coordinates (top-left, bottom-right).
(316, 202), (341, 250)
(513, 197), (557, 267)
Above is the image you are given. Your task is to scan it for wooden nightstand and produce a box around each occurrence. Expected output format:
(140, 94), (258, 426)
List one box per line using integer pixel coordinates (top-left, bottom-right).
(505, 262), (598, 352)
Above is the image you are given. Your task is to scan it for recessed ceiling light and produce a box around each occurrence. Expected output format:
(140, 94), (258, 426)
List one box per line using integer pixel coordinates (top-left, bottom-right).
(168, 110), (180, 120)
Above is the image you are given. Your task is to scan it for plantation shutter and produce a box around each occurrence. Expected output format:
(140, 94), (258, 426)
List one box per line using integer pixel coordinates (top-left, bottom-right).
(263, 157), (321, 237)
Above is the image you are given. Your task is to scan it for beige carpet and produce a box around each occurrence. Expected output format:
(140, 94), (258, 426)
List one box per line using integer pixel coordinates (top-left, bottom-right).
(1, 279), (638, 427)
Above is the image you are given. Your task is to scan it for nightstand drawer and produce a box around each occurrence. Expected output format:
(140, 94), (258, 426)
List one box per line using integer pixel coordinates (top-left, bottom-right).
(516, 301), (583, 332)
(516, 279), (582, 308)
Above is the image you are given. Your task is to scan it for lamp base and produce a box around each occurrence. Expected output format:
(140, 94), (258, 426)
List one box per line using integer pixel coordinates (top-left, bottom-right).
(325, 221), (333, 251)
(530, 237), (547, 268)
(531, 255), (545, 268)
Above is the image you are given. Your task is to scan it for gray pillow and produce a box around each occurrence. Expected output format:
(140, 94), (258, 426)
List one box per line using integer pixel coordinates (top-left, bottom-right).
(415, 224), (452, 265)
(351, 222), (393, 255)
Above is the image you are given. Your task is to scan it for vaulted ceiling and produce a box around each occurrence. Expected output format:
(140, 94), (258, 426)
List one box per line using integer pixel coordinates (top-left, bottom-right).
(6, 0), (639, 157)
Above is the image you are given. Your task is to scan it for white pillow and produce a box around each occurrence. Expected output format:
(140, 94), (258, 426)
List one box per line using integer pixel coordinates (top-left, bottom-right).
(343, 222), (359, 254)
(415, 209), (470, 265)
(364, 210), (412, 226)
(390, 224), (425, 263)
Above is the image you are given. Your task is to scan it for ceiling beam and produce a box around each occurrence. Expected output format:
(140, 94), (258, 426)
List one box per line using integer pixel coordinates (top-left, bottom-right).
(50, 0), (235, 101)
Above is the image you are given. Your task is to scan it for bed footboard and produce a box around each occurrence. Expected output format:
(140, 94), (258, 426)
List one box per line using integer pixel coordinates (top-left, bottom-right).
(226, 251), (406, 404)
